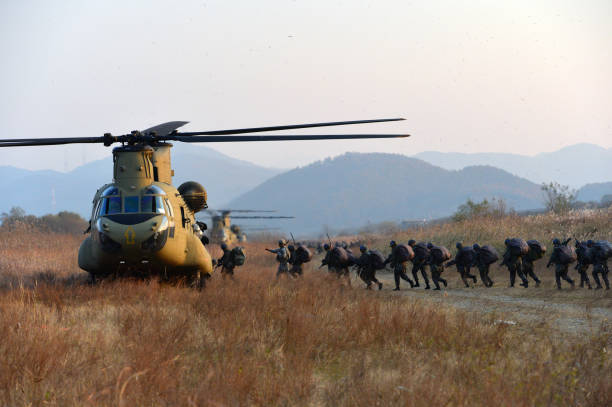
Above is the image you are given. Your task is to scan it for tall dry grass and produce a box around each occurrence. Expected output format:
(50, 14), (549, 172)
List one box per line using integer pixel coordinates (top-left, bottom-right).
(0, 213), (611, 406)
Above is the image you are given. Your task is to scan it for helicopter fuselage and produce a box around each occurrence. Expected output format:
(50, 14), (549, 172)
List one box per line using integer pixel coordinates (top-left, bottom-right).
(77, 144), (212, 281)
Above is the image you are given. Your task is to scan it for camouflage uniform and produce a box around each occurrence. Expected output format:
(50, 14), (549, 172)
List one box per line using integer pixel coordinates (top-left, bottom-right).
(546, 239), (575, 290)
(446, 243), (477, 288)
(473, 245), (494, 288)
(427, 243), (448, 290)
(501, 242), (529, 288)
(408, 240), (431, 289)
(218, 244), (235, 278)
(320, 245), (335, 273)
(522, 258), (542, 287)
(356, 246), (382, 290)
(288, 245), (304, 277)
(385, 241), (415, 291)
(591, 240), (610, 289)
(267, 240), (290, 276)
(574, 241), (592, 289)
(592, 263), (610, 290)
(429, 263), (447, 290)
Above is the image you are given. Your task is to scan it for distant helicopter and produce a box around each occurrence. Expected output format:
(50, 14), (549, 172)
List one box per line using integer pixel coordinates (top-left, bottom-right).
(0, 118), (408, 286)
(201, 209), (293, 244)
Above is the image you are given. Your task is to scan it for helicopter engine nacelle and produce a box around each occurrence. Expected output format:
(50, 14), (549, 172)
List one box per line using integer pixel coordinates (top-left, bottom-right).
(178, 181), (208, 213)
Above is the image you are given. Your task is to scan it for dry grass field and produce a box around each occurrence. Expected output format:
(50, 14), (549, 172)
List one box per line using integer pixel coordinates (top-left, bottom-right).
(1, 212), (611, 406)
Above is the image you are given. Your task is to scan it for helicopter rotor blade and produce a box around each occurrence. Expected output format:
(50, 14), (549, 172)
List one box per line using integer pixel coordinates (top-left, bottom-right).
(171, 134), (408, 143)
(207, 209), (277, 213)
(0, 137), (105, 147)
(230, 216), (295, 219)
(0, 118), (409, 147)
(176, 118), (405, 136)
(142, 121), (189, 136)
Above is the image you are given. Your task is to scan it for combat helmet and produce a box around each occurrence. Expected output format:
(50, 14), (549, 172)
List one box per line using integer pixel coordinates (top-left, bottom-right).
(359, 245), (367, 253)
(473, 243), (480, 251)
(220, 243), (228, 251)
(456, 242), (463, 250)
(389, 240), (397, 248)
(323, 243), (330, 250)
(408, 239), (416, 247)
(278, 239), (286, 247)
(552, 238), (560, 246)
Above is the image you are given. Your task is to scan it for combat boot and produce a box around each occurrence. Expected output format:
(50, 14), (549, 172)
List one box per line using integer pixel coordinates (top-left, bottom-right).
(378, 282), (383, 290)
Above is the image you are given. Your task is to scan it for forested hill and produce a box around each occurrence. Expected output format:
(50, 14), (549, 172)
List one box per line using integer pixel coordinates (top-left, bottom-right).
(228, 153), (544, 235)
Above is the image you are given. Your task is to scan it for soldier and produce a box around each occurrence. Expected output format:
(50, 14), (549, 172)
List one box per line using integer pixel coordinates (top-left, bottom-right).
(319, 243), (334, 273)
(546, 238), (575, 290)
(288, 244), (305, 277)
(216, 243), (235, 278)
(408, 239), (431, 289)
(522, 241), (544, 288)
(591, 240), (611, 290)
(355, 245), (383, 290)
(574, 240), (593, 289)
(446, 242), (477, 288)
(266, 239), (290, 277)
(472, 244), (494, 287)
(500, 239), (529, 288)
(427, 242), (448, 290)
(384, 240), (415, 291)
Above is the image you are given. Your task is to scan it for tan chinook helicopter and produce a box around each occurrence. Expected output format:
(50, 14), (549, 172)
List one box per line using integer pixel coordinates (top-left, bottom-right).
(202, 209), (294, 244)
(0, 119), (408, 286)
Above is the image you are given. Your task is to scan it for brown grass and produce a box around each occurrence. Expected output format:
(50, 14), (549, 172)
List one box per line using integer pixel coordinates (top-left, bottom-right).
(0, 215), (611, 406)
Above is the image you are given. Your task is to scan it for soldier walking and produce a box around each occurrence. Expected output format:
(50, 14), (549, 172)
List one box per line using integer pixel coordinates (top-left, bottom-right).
(472, 244), (495, 287)
(319, 243), (334, 273)
(287, 245), (304, 277)
(427, 242), (448, 290)
(446, 242), (478, 288)
(217, 243), (235, 278)
(266, 240), (290, 277)
(500, 239), (529, 288)
(591, 240), (611, 290)
(384, 240), (415, 291)
(574, 240), (593, 289)
(355, 245), (383, 290)
(546, 238), (575, 290)
(408, 240), (431, 289)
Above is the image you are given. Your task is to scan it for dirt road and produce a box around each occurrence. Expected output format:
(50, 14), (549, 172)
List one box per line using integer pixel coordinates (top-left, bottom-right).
(375, 273), (612, 338)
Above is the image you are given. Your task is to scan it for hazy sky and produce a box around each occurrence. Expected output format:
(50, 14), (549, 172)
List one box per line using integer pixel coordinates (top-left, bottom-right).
(1, 0), (610, 171)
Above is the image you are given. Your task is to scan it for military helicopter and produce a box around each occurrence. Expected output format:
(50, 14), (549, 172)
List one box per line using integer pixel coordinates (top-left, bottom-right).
(0, 118), (408, 286)
(201, 209), (294, 244)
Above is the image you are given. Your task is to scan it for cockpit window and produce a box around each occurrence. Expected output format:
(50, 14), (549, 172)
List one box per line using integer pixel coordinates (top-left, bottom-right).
(101, 186), (119, 197)
(143, 185), (166, 195)
(124, 196), (139, 213)
(100, 196), (121, 215)
(141, 195), (165, 214)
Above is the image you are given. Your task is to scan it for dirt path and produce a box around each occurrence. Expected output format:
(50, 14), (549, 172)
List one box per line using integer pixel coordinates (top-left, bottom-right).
(375, 274), (612, 338)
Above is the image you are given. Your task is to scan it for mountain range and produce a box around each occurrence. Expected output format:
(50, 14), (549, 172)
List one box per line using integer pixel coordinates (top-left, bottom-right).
(414, 143), (612, 189)
(228, 153), (545, 235)
(1, 143), (609, 235)
(0, 143), (282, 218)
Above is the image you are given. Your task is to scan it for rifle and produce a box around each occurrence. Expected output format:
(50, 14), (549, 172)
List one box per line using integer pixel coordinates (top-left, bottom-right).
(326, 232), (333, 247)
(290, 232), (297, 247)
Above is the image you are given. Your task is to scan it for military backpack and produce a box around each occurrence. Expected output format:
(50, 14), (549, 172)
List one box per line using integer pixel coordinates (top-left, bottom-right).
(231, 247), (246, 266)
